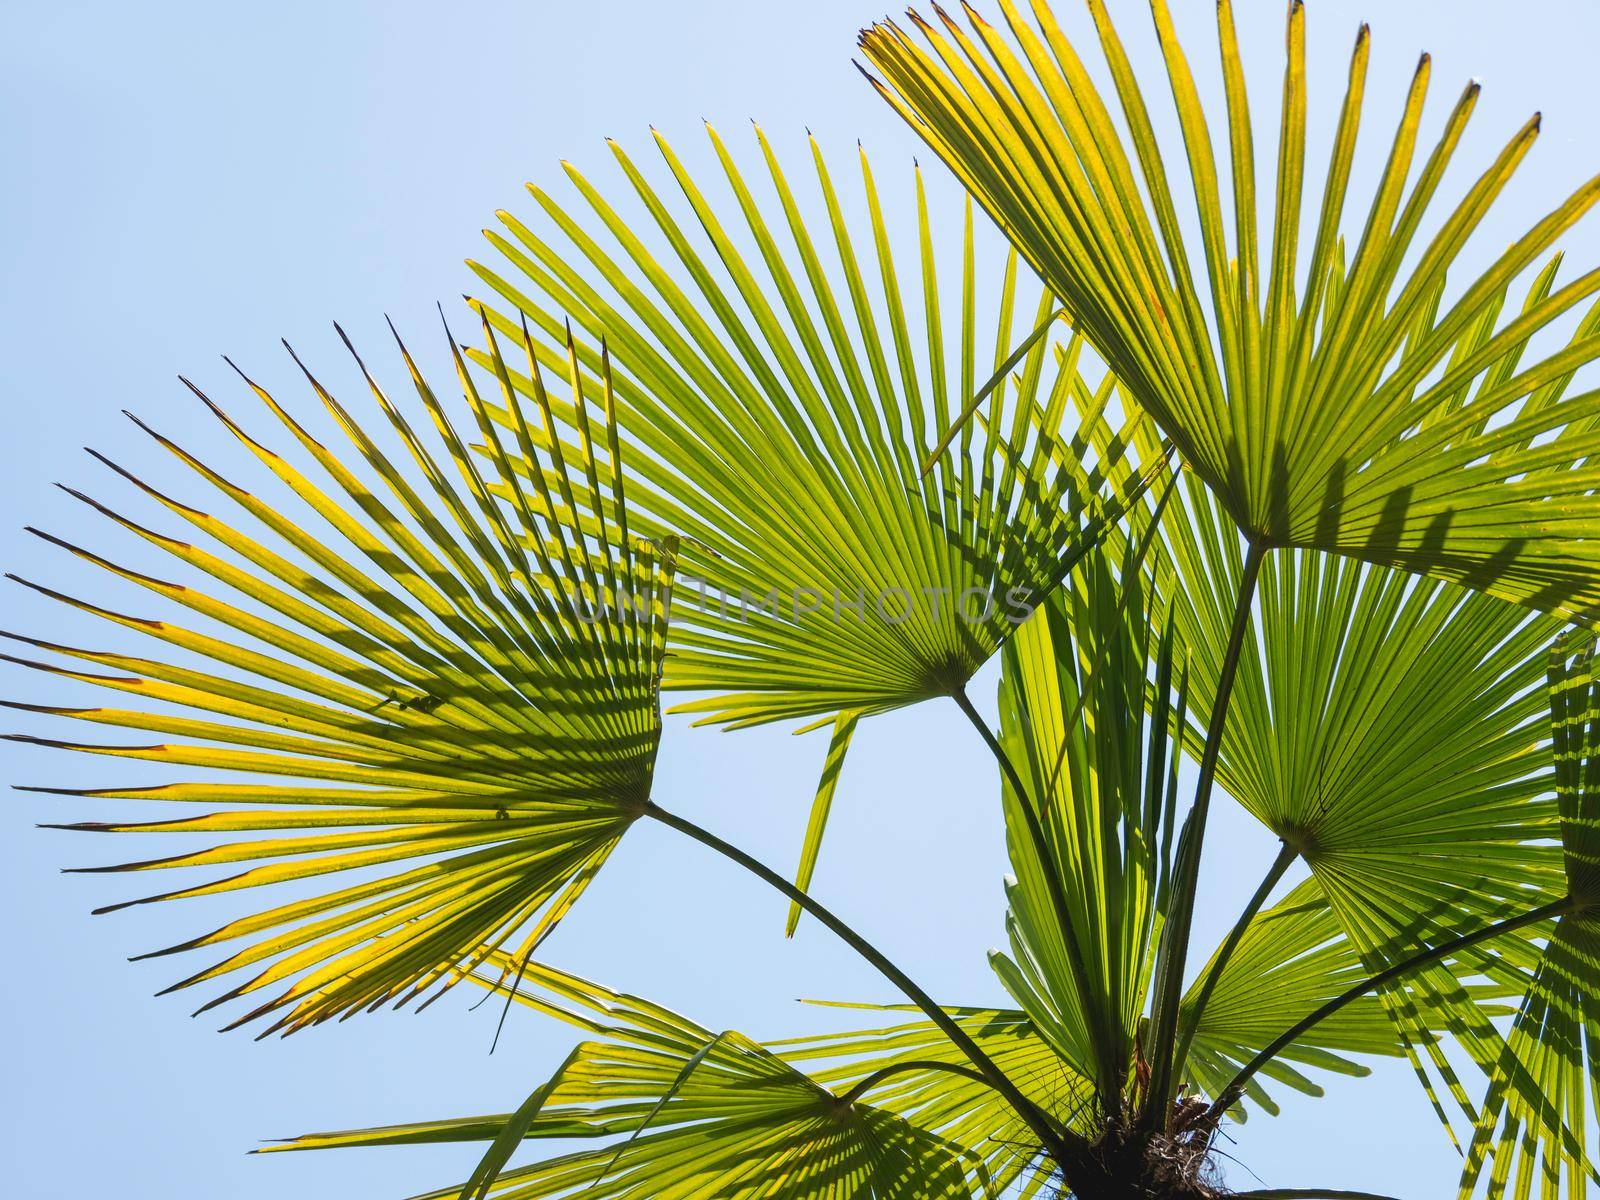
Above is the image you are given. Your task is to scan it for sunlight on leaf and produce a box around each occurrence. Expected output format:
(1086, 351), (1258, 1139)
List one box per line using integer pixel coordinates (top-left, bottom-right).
(862, 0), (1600, 623)
(6, 322), (671, 1034)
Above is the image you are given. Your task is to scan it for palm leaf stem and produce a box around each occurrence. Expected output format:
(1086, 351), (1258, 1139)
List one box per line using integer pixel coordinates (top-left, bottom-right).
(1144, 538), (1267, 1128)
(1207, 893), (1576, 1125)
(1171, 839), (1298, 1087)
(951, 681), (1063, 893)
(641, 800), (1082, 1164)
(951, 683), (1121, 1097)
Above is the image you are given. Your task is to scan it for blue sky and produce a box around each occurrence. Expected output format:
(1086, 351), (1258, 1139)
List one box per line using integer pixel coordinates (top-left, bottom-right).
(5, 2), (1600, 1196)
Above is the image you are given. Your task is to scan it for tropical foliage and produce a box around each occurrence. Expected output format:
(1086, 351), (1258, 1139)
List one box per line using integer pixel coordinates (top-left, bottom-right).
(11, 1), (1600, 1197)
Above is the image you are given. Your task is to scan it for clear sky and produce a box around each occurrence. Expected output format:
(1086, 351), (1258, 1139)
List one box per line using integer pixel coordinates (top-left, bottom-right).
(5, 2), (1599, 1197)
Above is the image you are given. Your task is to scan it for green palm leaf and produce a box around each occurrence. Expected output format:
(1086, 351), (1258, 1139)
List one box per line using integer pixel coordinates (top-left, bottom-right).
(776, 1003), (1087, 1196)
(1111, 379), (1565, 1144)
(861, 0), (1600, 623)
(4, 322), (671, 1035)
(992, 547), (1185, 1105)
(1456, 639), (1600, 1199)
(464, 128), (1161, 909)
(1180, 878), (1401, 1120)
(268, 958), (985, 1200)
(470, 128), (1154, 726)
(987, 529), (1526, 1139)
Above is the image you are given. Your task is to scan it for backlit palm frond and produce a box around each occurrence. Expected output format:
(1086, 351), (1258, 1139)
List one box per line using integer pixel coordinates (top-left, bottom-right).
(267, 959), (984, 1200)
(3, 321), (670, 1035)
(779, 876), (1400, 1158)
(992, 546), (1185, 1108)
(464, 128), (1162, 912)
(1123, 413), (1563, 1144)
(1180, 878), (1401, 1121)
(1457, 639), (1600, 1200)
(861, 0), (1600, 623)
(776, 1002), (1093, 1194)
(470, 127), (1154, 728)
(771, 881), (1398, 1183)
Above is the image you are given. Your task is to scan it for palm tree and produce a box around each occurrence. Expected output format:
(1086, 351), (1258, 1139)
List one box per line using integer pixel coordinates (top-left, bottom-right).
(9, 2), (1600, 1197)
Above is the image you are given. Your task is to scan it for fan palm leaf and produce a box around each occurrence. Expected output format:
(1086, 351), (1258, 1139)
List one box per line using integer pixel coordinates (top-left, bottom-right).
(777, 1003), (1090, 1196)
(464, 129), (1163, 909)
(469, 128), (1156, 727)
(991, 545), (1185, 1105)
(1455, 639), (1600, 1199)
(991, 557), (1411, 1124)
(861, 0), (1600, 623)
(267, 958), (985, 1200)
(1179, 878), (1403, 1120)
(4, 322), (672, 1035)
(1129, 446), (1563, 1143)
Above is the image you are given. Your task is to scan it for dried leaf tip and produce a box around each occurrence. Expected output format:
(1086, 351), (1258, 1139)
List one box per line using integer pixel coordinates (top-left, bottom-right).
(219, 355), (260, 389)
(434, 300), (461, 350)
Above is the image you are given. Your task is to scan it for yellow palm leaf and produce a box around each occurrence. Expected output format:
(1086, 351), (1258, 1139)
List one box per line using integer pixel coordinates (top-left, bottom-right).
(862, 0), (1600, 623)
(6, 321), (671, 1035)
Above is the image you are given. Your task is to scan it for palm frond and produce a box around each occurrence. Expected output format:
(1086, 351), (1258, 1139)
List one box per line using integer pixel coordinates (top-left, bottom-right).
(464, 128), (1162, 906)
(777, 1003), (1089, 1197)
(268, 958), (985, 1200)
(1180, 878), (1399, 1120)
(471, 128), (1156, 727)
(1457, 639), (1600, 1199)
(992, 546), (1185, 1106)
(1121, 404), (1564, 1144)
(861, 0), (1600, 624)
(4, 321), (670, 1035)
